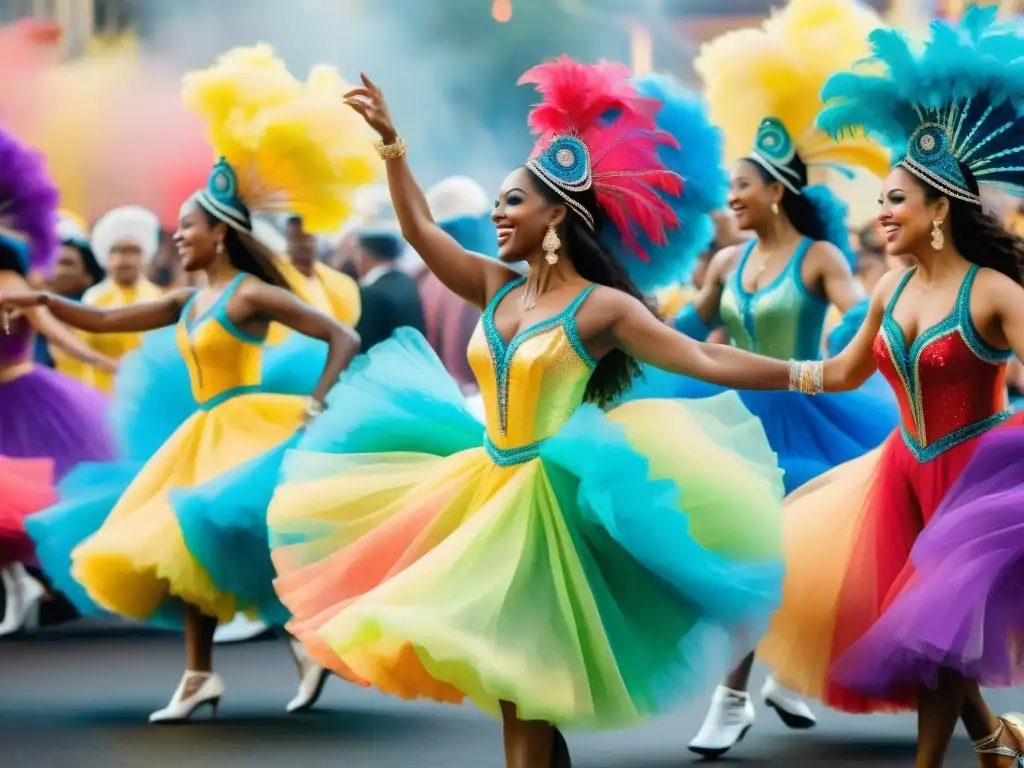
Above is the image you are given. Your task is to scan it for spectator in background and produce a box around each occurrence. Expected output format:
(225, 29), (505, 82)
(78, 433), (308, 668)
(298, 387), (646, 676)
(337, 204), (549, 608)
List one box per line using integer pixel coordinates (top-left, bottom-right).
(421, 175), (494, 390)
(351, 225), (426, 353)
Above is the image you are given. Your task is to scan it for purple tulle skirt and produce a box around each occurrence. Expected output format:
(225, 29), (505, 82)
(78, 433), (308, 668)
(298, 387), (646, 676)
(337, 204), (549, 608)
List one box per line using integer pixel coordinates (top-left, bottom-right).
(832, 426), (1024, 694)
(0, 365), (114, 479)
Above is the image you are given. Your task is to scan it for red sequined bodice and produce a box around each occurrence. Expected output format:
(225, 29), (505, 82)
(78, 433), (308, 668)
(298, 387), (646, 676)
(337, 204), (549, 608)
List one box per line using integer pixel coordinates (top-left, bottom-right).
(872, 266), (1012, 462)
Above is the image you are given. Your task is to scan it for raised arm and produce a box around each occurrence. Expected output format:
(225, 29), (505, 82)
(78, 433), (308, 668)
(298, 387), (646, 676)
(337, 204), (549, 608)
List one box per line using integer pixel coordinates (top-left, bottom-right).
(0, 288), (192, 334)
(344, 74), (515, 308)
(234, 279), (360, 407)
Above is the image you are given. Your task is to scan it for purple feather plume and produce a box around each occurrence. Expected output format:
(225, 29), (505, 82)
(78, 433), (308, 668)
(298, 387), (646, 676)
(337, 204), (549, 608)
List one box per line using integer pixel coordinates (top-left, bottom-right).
(0, 125), (58, 273)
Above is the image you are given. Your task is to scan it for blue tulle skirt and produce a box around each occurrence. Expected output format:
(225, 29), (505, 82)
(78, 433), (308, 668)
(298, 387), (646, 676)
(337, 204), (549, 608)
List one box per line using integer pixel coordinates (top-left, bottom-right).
(624, 364), (900, 493)
(26, 327), (327, 627)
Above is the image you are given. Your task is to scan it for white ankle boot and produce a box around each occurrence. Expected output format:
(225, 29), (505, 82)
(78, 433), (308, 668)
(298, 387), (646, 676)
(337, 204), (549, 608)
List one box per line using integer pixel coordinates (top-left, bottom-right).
(688, 685), (756, 758)
(0, 563), (45, 636)
(761, 676), (816, 729)
(149, 670), (225, 723)
(286, 638), (329, 713)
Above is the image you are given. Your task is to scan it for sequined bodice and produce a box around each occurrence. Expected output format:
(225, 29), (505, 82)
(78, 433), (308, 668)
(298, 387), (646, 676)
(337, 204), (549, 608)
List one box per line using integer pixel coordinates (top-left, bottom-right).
(467, 277), (597, 462)
(719, 238), (828, 360)
(873, 265), (1012, 462)
(175, 274), (263, 407)
(0, 316), (33, 365)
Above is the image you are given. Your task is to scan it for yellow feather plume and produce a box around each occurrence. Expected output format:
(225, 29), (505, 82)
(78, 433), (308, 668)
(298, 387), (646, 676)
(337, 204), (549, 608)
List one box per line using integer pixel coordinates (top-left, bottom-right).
(695, 0), (890, 178)
(182, 44), (382, 233)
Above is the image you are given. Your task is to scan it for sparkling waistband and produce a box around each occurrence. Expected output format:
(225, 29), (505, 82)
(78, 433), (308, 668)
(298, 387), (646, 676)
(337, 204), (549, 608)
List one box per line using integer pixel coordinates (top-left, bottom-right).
(901, 409), (1012, 463)
(484, 435), (546, 467)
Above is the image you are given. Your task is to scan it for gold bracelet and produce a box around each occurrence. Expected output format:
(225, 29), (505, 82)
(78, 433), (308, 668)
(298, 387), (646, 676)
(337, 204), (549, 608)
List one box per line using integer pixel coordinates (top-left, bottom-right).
(373, 136), (406, 160)
(788, 360), (824, 395)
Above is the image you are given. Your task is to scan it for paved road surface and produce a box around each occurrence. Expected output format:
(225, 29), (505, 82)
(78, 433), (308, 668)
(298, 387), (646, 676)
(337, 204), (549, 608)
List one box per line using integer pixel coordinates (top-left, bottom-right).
(2, 622), (1020, 767)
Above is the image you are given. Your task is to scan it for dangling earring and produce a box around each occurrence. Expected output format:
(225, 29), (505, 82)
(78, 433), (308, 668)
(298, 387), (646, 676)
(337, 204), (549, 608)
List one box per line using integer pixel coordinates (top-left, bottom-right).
(771, 202), (780, 216)
(216, 241), (225, 254)
(931, 220), (945, 251)
(542, 225), (560, 265)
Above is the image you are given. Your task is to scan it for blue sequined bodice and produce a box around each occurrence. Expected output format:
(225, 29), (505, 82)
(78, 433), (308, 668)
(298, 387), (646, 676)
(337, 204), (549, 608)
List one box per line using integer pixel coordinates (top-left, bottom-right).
(719, 238), (828, 361)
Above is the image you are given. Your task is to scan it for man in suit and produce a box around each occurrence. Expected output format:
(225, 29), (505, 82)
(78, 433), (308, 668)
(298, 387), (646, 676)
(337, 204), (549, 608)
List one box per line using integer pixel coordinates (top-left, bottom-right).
(352, 227), (426, 353)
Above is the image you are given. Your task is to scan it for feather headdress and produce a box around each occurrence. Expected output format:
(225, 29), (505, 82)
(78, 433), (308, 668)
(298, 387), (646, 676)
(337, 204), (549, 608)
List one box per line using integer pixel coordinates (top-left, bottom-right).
(182, 45), (382, 234)
(0, 125), (58, 274)
(818, 5), (1024, 206)
(696, 0), (889, 187)
(518, 57), (726, 292)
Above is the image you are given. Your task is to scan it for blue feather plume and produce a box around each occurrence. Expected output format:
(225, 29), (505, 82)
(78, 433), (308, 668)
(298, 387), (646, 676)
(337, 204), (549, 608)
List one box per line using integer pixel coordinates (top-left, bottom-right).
(817, 6), (1024, 197)
(603, 73), (728, 294)
(439, 214), (497, 258)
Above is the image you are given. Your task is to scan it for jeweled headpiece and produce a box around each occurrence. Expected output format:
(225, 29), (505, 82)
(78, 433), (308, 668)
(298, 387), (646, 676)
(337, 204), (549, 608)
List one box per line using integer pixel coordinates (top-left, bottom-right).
(696, 0), (889, 187)
(818, 6), (1024, 208)
(519, 57), (724, 292)
(182, 44), (381, 235)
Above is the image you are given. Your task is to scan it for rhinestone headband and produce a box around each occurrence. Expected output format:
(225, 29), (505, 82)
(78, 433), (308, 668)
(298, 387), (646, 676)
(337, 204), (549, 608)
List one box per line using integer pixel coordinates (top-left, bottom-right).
(525, 135), (597, 230)
(898, 123), (982, 206)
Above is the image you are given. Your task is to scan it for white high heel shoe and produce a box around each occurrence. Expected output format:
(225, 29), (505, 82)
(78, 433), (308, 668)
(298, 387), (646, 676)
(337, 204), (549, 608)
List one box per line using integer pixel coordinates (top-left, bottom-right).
(213, 614), (270, 644)
(688, 685), (756, 758)
(974, 713), (1024, 767)
(286, 638), (329, 713)
(149, 670), (225, 723)
(0, 563), (45, 637)
(761, 676), (817, 729)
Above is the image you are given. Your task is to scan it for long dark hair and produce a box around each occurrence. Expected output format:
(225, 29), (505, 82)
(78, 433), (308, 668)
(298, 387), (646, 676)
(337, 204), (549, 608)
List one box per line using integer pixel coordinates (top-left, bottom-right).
(747, 156), (829, 242)
(199, 207), (291, 290)
(525, 167), (656, 407)
(918, 163), (1024, 285)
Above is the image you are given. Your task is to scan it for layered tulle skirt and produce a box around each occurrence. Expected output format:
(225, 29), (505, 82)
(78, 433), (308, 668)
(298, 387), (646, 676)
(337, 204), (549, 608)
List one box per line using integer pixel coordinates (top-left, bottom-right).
(758, 415), (1024, 713)
(268, 329), (786, 729)
(25, 327), (325, 626)
(0, 365), (113, 566)
(624, 365), (899, 493)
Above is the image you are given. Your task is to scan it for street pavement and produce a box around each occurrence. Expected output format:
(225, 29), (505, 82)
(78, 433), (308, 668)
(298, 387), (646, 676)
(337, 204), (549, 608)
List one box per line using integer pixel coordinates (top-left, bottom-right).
(1, 621), (1019, 767)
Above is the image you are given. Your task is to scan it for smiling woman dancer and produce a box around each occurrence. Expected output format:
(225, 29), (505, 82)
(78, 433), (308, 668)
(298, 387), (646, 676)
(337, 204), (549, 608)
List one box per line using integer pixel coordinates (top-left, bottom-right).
(264, 58), (808, 768)
(755, 8), (1024, 767)
(6, 45), (377, 722)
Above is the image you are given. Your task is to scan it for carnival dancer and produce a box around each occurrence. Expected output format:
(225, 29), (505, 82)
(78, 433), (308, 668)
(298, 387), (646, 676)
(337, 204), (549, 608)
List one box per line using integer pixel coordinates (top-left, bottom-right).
(0, 126), (119, 636)
(79, 205), (165, 393)
(8, 44), (376, 721)
(629, 0), (903, 754)
(263, 60), (811, 768)
(755, 8), (1024, 766)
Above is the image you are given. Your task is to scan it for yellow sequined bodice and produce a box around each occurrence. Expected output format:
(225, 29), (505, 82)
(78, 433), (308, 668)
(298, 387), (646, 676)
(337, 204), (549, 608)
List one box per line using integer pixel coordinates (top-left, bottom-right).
(467, 278), (598, 453)
(175, 274), (263, 406)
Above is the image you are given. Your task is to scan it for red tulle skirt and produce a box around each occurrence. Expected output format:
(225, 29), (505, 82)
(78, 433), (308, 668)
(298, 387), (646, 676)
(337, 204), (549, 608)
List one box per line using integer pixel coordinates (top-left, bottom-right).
(0, 456), (56, 567)
(759, 412), (1024, 714)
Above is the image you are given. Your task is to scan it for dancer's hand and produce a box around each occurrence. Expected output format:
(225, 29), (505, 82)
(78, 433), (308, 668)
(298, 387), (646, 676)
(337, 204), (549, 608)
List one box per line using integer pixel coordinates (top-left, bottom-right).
(0, 291), (47, 334)
(95, 356), (119, 375)
(344, 73), (398, 143)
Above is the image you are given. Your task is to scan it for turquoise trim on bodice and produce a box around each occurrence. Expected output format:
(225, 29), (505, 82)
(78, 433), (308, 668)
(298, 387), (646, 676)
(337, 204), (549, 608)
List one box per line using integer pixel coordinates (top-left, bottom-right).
(182, 273), (263, 345)
(719, 238), (828, 361)
(880, 264), (1013, 462)
(482, 277), (598, 436)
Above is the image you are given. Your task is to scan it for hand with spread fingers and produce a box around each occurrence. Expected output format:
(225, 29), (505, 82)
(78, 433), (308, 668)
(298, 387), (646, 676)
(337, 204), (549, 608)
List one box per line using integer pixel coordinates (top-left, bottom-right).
(344, 73), (399, 145)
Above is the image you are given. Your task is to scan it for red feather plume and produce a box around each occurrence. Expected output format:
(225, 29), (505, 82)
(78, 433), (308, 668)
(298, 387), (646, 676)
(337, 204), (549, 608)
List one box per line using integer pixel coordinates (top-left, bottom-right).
(518, 56), (683, 260)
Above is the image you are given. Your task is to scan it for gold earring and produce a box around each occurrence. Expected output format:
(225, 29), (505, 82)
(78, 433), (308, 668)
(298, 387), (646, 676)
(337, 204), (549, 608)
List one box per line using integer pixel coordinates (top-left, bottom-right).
(931, 220), (944, 251)
(542, 225), (560, 265)
(771, 202), (780, 216)
(216, 241), (225, 254)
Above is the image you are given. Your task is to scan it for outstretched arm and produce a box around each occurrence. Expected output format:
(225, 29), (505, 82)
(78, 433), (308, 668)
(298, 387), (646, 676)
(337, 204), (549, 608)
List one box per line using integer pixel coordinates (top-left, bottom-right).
(345, 74), (514, 308)
(1, 288), (193, 334)
(27, 306), (117, 371)
(235, 280), (360, 406)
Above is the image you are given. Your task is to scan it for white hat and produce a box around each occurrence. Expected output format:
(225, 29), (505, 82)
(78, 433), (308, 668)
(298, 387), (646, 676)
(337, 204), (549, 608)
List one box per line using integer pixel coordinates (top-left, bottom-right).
(426, 176), (490, 222)
(90, 205), (161, 267)
(57, 212), (89, 245)
(251, 216), (287, 255)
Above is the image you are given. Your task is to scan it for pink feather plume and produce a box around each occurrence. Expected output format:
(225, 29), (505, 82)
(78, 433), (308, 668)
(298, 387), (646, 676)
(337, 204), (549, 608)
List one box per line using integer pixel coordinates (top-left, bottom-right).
(518, 56), (683, 260)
